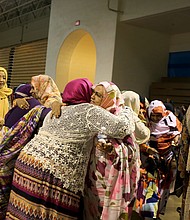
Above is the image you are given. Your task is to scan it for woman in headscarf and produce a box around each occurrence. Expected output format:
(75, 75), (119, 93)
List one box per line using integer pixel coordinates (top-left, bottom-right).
(0, 67), (12, 129)
(122, 91), (165, 219)
(4, 83), (50, 129)
(83, 82), (140, 220)
(0, 84), (53, 219)
(148, 100), (182, 157)
(121, 91), (150, 145)
(14, 74), (62, 118)
(30, 74), (62, 107)
(147, 100), (182, 217)
(5, 78), (135, 220)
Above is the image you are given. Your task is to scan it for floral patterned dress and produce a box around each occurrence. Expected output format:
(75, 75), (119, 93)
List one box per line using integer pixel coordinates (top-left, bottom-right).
(83, 134), (140, 220)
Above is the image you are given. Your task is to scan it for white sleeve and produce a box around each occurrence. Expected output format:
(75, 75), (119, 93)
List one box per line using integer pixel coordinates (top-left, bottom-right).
(86, 105), (135, 139)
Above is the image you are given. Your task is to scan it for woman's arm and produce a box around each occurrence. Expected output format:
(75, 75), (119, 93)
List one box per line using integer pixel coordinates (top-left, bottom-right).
(87, 105), (135, 139)
(134, 113), (150, 144)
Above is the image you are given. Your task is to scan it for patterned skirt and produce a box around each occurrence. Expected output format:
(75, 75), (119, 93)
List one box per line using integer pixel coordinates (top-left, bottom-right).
(6, 151), (81, 220)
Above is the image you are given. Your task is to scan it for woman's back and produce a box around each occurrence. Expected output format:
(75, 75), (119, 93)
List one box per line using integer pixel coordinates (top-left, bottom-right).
(22, 103), (134, 194)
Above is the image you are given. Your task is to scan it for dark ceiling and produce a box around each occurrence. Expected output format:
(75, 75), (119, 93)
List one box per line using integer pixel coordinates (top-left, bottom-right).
(0, 0), (51, 32)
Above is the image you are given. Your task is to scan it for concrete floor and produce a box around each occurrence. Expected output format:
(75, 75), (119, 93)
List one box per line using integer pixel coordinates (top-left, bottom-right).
(160, 195), (181, 220)
(131, 195), (181, 220)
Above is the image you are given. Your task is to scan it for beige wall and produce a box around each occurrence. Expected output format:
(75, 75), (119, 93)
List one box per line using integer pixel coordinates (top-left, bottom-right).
(112, 23), (170, 97)
(45, 0), (118, 88)
(0, 1), (190, 97)
(119, 0), (190, 20)
(170, 32), (190, 52)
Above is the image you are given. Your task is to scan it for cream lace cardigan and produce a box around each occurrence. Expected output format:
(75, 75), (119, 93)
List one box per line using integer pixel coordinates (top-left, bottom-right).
(22, 103), (135, 194)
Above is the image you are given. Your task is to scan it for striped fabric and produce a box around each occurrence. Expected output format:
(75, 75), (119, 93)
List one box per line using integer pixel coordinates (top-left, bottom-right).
(0, 106), (44, 219)
(6, 151), (81, 220)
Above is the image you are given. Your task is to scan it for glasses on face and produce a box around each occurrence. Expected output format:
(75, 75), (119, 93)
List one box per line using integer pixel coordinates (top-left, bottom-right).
(92, 89), (103, 98)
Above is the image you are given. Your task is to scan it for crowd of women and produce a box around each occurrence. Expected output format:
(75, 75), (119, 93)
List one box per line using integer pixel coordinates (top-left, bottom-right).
(0, 65), (190, 220)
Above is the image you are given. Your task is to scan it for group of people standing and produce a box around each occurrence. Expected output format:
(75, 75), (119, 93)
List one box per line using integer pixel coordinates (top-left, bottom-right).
(0, 66), (189, 220)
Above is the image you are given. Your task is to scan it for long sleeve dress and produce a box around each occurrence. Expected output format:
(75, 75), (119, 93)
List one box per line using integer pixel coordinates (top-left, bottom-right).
(6, 103), (135, 220)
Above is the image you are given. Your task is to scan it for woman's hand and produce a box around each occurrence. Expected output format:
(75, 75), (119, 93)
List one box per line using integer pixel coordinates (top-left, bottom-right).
(50, 101), (66, 118)
(14, 98), (30, 109)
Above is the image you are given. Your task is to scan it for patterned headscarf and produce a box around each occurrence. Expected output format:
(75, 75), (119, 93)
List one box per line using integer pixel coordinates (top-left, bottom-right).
(121, 91), (140, 115)
(92, 81), (124, 115)
(31, 75), (62, 108)
(148, 100), (182, 136)
(0, 67), (12, 119)
(147, 100), (167, 118)
(62, 78), (93, 104)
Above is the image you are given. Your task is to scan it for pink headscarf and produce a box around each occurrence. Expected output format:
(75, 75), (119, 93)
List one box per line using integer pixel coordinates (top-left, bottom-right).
(31, 74), (62, 107)
(62, 78), (93, 104)
(92, 81), (124, 115)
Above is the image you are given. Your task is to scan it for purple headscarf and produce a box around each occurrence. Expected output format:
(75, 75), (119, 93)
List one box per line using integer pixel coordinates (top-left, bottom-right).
(14, 84), (32, 98)
(5, 84), (51, 128)
(62, 78), (93, 104)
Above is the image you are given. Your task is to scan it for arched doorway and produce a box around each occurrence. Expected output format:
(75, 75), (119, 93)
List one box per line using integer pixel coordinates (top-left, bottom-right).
(56, 29), (96, 91)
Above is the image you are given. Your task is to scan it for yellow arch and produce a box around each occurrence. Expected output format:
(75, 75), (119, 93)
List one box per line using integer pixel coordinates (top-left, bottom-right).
(56, 29), (96, 91)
